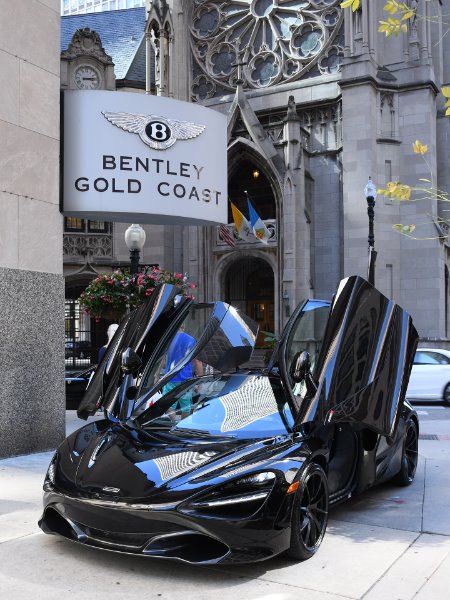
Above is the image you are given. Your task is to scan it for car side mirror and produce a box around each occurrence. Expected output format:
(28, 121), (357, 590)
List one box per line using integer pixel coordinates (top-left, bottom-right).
(121, 348), (142, 374)
(291, 351), (311, 382)
(290, 351), (317, 397)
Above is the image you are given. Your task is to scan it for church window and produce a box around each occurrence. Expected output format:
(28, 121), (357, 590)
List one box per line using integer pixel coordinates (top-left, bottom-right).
(190, 0), (344, 95)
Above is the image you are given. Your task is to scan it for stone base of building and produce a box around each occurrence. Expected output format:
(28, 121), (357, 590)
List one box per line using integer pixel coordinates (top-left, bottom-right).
(0, 267), (65, 458)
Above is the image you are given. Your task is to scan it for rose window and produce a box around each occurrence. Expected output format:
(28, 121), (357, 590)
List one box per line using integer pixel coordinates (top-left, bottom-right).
(190, 0), (344, 95)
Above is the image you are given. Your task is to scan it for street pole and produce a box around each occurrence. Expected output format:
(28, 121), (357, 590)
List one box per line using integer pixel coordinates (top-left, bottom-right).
(364, 177), (377, 286)
(129, 249), (140, 275)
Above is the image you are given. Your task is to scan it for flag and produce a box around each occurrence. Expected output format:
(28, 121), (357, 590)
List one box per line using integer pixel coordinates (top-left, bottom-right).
(247, 197), (270, 244)
(219, 224), (236, 248)
(231, 202), (252, 241)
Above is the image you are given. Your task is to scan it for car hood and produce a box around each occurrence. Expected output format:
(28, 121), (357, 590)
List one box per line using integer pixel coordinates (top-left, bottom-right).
(59, 421), (295, 503)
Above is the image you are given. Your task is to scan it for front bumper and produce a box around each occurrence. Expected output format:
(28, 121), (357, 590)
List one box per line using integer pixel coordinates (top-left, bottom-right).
(39, 489), (293, 564)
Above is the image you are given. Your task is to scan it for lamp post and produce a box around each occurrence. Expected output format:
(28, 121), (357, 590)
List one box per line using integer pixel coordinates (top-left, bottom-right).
(283, 289), (290, 317)
(364, 177), (377, 286)
(124, 224), (146, 275)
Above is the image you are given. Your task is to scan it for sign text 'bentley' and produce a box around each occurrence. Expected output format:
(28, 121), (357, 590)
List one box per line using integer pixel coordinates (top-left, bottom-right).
(73, 154), (222, 204)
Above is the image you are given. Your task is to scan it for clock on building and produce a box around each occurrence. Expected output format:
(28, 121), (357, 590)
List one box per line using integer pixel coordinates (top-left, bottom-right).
(74, 65), (101, 90)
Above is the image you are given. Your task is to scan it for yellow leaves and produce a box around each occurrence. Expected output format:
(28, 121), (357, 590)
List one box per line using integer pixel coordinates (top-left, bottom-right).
(384, 1), (398, 15)
(378, 18), (408, 36)
(378, 182), (412, 200)
(377, 140), (429, 204)
(340, 0), (360, 11)
(393, 224), (416, 234)
(384, 1), (414, 19)
(412, 140), (428, 155)
(341, 0), (418, 38)
(379, 0), (417, 35)
(401, 9), (415, 21)
(442, 86), (450, 117)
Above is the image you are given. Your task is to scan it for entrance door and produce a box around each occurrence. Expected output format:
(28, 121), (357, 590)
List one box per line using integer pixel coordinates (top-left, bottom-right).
(246, 300), (274, 347)
(225, 257), (274, 348)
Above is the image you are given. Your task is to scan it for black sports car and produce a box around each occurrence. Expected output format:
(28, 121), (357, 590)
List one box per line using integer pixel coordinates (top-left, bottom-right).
(40, 276), (419, 564)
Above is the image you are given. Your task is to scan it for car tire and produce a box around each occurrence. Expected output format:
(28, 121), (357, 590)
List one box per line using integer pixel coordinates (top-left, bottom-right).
(286, 463), (329, 561)
(443, 383), (450, 407)
(393, 418), (418, 486)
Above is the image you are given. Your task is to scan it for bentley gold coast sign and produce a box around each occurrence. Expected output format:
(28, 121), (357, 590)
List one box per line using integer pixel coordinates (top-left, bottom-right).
(62, 90), (227, 225)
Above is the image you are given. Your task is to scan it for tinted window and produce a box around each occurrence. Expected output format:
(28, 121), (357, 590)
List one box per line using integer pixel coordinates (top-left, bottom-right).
(285, 300), (330, 394)
(137, 303), (215, 397)
(414, 350), (450, 365)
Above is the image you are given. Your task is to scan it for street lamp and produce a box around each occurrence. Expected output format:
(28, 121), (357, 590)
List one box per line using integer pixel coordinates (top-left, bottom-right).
(283, 289), (290, 317)
(364, 177), (377, 286)
(124, 224), (146, 275)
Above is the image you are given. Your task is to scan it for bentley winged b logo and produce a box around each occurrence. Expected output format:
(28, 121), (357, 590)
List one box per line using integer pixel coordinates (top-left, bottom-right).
(101, 111), (206, 150)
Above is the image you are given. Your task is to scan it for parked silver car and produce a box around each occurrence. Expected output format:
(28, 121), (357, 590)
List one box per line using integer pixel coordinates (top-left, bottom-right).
(406, 348), (450, 405)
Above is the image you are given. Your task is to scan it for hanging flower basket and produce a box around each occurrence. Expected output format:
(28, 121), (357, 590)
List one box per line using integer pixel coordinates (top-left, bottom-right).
(78, 268), (196, 321)
(101, 306), (126, 322)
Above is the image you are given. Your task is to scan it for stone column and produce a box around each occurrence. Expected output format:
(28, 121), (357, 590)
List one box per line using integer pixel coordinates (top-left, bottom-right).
(282, 97), (310, 322)
(0, 0), (64, 458)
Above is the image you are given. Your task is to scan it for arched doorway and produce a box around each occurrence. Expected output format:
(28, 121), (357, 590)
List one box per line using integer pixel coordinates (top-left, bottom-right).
(228, 158), (276, 222)
(224, 257), (274, 347)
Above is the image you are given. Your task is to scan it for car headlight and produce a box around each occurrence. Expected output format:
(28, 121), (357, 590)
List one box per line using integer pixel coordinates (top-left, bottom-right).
(233, 472), (276, 487)
(184, 471), (276, 514)
(44, 452), (58, 489)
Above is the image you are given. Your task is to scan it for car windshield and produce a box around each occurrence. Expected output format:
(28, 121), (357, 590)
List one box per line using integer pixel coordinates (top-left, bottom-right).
(134, 373), (294, 439)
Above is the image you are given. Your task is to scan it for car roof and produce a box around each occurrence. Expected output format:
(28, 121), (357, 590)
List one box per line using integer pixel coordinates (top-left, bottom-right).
(416, 348), (450, 355)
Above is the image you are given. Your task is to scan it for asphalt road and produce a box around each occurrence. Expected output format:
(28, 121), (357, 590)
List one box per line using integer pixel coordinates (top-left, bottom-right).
(414, 403), (450, 421)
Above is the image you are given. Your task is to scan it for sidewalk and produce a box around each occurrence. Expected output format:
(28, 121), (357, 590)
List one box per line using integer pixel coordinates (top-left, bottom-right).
(0, 412), (449, 599)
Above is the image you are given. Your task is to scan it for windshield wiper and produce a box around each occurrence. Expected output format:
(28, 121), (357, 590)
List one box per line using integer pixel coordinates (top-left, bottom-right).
(171, 427), (235, 439)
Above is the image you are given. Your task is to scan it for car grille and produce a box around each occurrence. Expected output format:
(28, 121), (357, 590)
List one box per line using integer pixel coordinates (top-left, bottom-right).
(81, 522), (184, 550)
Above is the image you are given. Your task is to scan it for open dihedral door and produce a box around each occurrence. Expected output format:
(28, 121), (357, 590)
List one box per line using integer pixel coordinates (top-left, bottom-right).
(312, 276), (418, 438)
(78, 283), (259, 421)
(77, 284), (193, 420)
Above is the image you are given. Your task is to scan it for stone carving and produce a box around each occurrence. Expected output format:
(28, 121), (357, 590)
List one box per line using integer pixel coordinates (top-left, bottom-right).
(380, 92), (396, 138)
(229, 112), (285, 146)
(299, 102), (342, 152)
(63, 234), (113, 259)
(408, 0), (419, 61)
(192, 74), (216, 101)
(61, 28), (114, 65)
(190, 0), (344, 94)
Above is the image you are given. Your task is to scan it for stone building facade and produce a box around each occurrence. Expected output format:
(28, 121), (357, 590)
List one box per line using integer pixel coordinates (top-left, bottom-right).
(61, 1), (450, 362)
(0, 0), (64, 457)
(144, 0), (450, 344)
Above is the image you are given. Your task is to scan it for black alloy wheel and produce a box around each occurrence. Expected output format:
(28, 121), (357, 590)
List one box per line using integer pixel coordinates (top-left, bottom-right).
(287, 463), (329, 561)
(394, 418), (418, 486)
(443, 383), (450, 406)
